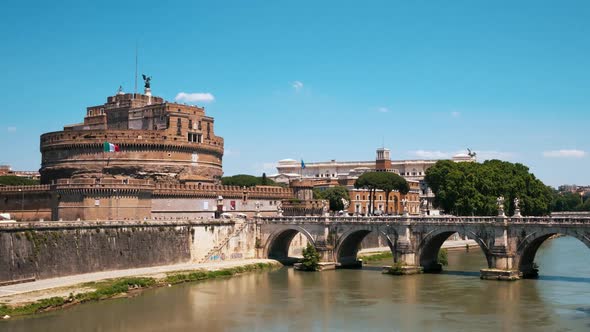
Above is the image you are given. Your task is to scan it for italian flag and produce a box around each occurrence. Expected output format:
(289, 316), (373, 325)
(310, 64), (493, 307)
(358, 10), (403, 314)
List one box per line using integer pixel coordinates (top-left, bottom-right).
(103, 142), (120, 152)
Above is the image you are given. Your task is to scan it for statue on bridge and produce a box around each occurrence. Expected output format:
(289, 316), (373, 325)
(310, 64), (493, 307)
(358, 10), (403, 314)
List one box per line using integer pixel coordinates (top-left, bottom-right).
(513, 197), (522, 217)
(497, 196), (505, 216)
(341, 198), (350, 210)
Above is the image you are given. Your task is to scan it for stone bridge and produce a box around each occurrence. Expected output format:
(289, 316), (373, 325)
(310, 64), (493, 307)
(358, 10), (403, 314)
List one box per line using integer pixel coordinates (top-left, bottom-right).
(257, 215), (590, 280)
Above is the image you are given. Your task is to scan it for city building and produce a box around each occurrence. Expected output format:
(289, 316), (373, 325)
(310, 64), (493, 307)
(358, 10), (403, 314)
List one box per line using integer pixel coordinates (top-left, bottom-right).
(0, 165), (40, 181)
(40, 87), (223, 185)
(0, 82), (295, 221)
(271, 148), (476, 215)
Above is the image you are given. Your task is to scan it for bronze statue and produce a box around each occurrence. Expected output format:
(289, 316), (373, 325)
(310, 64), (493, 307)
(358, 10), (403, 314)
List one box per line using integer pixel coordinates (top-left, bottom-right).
(142, 74), (151, 89)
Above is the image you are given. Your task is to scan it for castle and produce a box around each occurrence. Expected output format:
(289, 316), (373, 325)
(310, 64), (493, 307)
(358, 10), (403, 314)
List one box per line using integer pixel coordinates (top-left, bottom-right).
(40, 87), (223, 184)
(1, 82), (294, 221)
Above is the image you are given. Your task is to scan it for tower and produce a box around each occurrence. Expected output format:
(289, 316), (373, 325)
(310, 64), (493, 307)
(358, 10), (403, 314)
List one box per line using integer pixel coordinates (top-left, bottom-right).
(375, 148), (392, 171)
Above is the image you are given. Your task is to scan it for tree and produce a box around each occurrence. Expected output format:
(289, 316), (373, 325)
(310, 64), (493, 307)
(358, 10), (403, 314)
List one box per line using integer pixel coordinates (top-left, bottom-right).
(551, 191), (582, 212)
(374, 172), (410, 215)
(313, 186), (350, 211)
(301, 243), (320, 271)
(354, 172), (410, 215)
(221, 174), (280, 187)
(0, 176), (39, 186)
(424, 160), (553, 216)
(355, 172), (379, 215)
(261, 173), (268, 185)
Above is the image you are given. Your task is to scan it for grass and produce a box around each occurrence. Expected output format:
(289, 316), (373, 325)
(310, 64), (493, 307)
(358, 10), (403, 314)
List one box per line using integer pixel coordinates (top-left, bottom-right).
(359, 251), (393, 262)
(0, 262), (279, 318)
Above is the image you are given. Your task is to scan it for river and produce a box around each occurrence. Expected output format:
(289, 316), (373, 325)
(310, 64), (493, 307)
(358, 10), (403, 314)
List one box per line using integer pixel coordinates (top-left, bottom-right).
(2, 236), (590, 331)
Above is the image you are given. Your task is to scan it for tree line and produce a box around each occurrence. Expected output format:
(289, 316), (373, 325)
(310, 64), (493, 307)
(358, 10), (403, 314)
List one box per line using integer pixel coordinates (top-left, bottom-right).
(424, 160), (558, 216)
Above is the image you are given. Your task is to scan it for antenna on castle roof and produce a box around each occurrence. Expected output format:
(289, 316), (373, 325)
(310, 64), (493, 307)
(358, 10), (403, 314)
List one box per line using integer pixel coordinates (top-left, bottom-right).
(134, 41), (138, 99)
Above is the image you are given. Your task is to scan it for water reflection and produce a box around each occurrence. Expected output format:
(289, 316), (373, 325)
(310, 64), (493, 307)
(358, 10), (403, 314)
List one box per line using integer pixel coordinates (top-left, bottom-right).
(2, 237), (590, 332)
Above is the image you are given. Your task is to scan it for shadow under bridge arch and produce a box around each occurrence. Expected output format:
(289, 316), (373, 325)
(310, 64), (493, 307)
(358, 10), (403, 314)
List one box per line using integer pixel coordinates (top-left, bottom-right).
(335, 227), (397, 268)
(418, 228), (492, 273)
(265, 226), (316, 265)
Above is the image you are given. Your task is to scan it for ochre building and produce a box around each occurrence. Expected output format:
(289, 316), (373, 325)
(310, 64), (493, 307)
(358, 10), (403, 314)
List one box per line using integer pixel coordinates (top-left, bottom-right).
(40, 90), (223, 184)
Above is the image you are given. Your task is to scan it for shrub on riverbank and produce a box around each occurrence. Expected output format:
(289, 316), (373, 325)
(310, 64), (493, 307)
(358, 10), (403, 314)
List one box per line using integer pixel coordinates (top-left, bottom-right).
(300, 244), (320, 271)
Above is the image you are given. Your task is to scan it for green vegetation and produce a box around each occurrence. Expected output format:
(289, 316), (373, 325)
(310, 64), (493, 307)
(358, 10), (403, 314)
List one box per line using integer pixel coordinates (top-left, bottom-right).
(313, 186), (350, 211)
(0, 176), (39, 186)
(437, 248), (449, 266)
(386, 262), (407, 275)
(354, 172), (410, 214)
(424, 160), (552, 216)
(301, 244), (320, 271)
(359, 251), (393, 262)
(221, 174), (282, 187)
(0, 263), (279, 318)
(551, 190), (590, 212)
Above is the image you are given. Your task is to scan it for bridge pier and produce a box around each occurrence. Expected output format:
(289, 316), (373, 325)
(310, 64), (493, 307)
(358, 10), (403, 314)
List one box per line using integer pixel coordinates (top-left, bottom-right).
(480, 245), (520, 281)
(386, 240), (423, 275)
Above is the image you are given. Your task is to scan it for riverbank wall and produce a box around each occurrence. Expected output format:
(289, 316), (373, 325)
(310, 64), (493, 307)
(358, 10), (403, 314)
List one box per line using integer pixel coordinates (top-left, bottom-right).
(0, 220), (257, 284)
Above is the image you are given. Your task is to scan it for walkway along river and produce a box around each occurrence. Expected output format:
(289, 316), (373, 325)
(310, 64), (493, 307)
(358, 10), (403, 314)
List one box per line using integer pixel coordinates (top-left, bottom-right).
(2, 236), (590, 331)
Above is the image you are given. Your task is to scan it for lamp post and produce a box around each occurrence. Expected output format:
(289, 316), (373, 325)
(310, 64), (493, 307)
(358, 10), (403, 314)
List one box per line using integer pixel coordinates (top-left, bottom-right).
(18, 188), (24, 221)
(113, 189), (118, 220)
(216, 195), (224, 219)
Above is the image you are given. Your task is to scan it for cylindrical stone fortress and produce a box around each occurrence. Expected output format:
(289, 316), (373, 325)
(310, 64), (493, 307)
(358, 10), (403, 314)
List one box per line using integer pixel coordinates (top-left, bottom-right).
(39, 91), (224, 184)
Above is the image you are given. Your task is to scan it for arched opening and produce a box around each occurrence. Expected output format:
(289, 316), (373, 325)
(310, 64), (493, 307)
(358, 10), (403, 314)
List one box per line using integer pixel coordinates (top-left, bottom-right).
(336, 229), (395, 269)
(419, 231), (491, 274)
(518, 232), (590, 279)
(266, 228), (314, 265)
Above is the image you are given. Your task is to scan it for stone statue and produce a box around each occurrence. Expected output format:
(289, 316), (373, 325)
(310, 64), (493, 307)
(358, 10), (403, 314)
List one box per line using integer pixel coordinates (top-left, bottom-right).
(514, 197), (520, 209)
(142, 74), (151, 89)
(421, 199), (428, 208)
(467, 148), (477, 158)
(496, 196), (504, 208)
(341, 198), (350, 210)
(401, 198), (408, 208)
(276, 201), (283, 216)
(322, 201), (329, 213)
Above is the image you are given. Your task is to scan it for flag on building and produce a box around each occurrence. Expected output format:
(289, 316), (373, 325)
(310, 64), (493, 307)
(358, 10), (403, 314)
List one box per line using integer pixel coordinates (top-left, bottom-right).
(301, 159), (306, 169)
(103, 142), (120, 152)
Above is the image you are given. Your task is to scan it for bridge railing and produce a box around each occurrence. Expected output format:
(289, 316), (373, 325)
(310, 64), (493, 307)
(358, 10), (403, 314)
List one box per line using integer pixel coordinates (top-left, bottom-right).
(258, 215), (501, 223)
(516, 216), (590, 224)
(259, 215), (590, 224)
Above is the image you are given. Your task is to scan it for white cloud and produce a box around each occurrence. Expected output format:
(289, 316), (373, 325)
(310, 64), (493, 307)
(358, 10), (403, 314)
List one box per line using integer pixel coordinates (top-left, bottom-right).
(174, 92), (215, 103)
(7, 127), (16, 133)
(292, 81), (304, 91)
(543, 149), (586, 158)
(451, 111), (460, 118)
(377, 107), (390, 113)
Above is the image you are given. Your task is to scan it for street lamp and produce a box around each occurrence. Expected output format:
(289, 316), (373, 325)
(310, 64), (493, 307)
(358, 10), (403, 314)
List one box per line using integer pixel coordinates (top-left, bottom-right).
(18, 188), (24, 221)
(113, 189), (118, 220)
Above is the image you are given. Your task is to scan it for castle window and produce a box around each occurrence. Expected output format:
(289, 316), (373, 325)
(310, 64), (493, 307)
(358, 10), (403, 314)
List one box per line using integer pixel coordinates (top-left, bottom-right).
(206, 123), (210, 139)
(198, 121), (202, 130)
(176, 118), (182, 136)
(188, 119), (193, 129)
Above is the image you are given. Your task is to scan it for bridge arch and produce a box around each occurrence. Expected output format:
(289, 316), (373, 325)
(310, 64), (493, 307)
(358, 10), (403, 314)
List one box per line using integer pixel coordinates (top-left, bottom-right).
(264, 226), (316, 264)
(417, 227), (492, 273)
(334, 226), (397, 267)
(516, 229), (590, 278)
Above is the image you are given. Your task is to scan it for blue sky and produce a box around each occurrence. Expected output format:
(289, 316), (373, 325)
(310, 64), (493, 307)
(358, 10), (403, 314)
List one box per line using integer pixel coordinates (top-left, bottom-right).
(0, 1), (588, 187)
